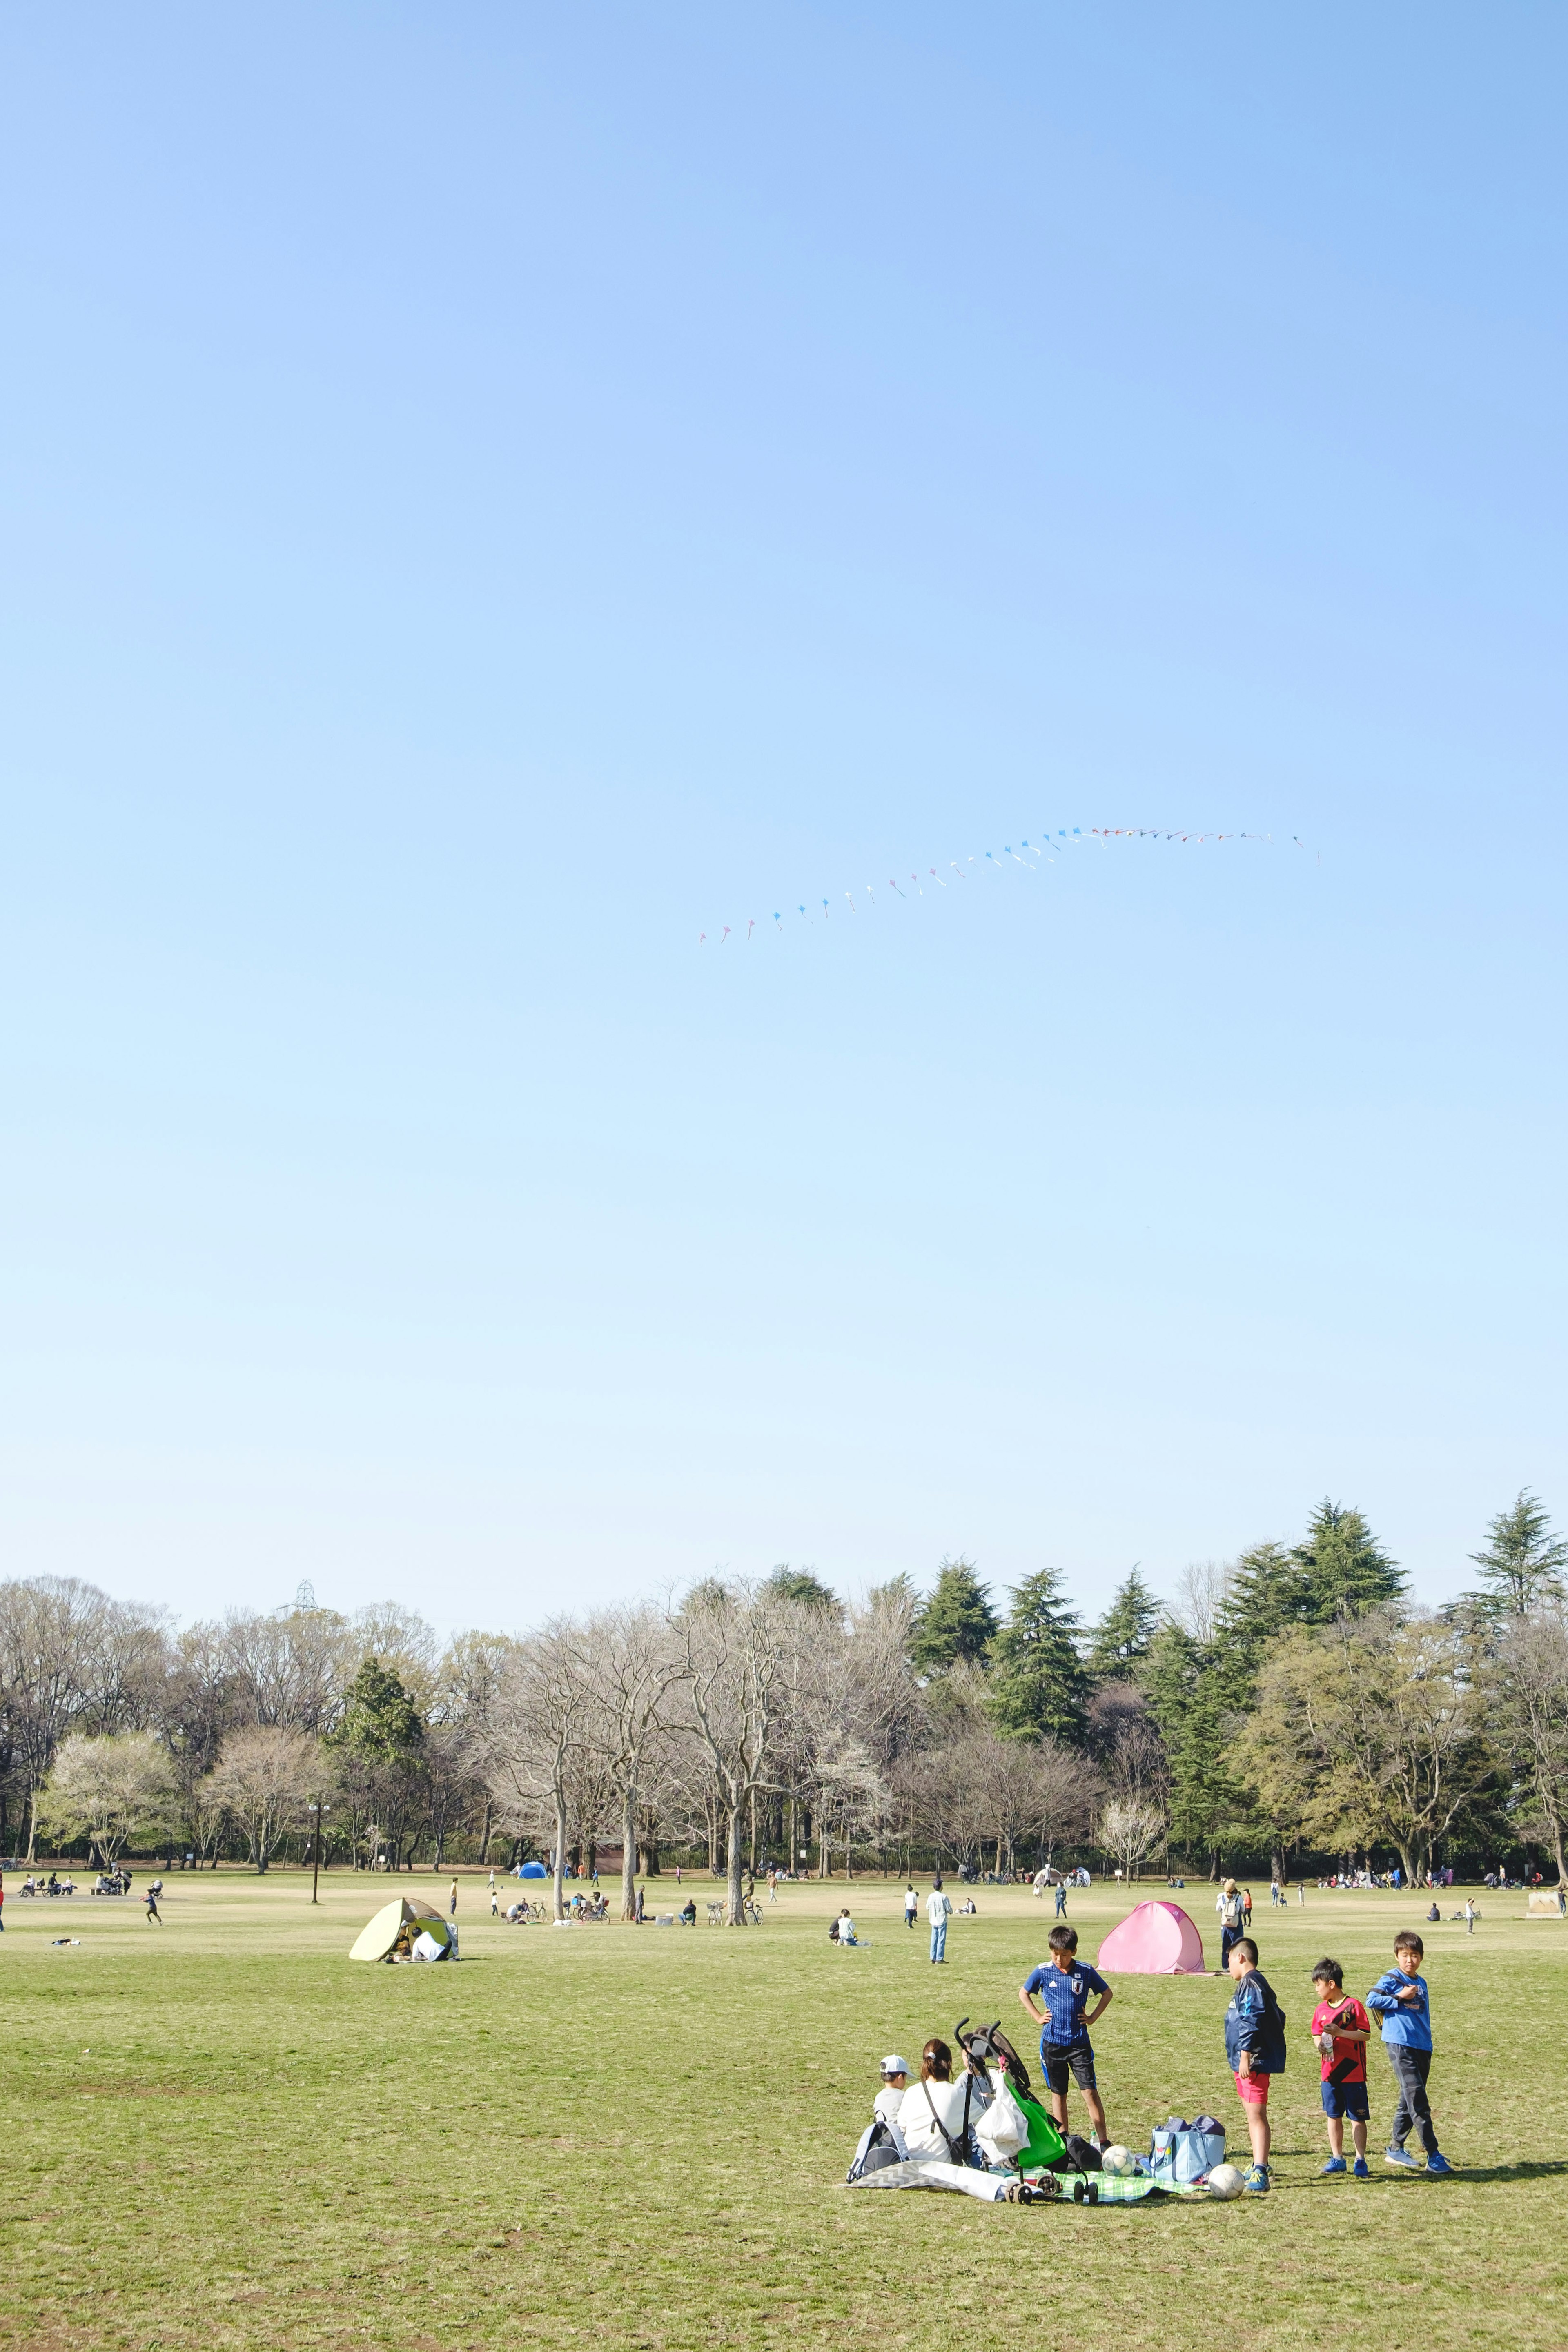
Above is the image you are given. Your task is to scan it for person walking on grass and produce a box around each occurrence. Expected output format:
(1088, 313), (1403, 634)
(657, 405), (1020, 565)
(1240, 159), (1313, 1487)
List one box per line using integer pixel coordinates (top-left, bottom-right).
(1216, 1879), (1246, 1972)
(143, 1884), (163, 1925)
(904, 1883), (918, 1930)
(1055, 1879), (1069, 1919)
(449, 1878), (458, 1918)
(490, 1880), (499, 1917)
(1224, 1936), (1285, 2194)
(927, 1875), (953, 1965)
(1368, 1932), (1454, 2175)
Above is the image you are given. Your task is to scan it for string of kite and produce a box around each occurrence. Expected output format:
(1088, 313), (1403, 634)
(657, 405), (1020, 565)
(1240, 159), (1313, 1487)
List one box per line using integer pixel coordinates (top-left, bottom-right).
(697, 826), (1310, 944)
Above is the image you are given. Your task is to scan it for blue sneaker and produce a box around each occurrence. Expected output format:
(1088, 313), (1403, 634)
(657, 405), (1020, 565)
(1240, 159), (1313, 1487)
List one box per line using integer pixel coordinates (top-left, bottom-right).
(1385, 2145), (1420, 2170)
(1321, 2156), (1347, 2174)
(1425, 2152), (1455, 2176)
(1243, 2163), (1270, 2194)
(1352, 2158), (1370, 2178)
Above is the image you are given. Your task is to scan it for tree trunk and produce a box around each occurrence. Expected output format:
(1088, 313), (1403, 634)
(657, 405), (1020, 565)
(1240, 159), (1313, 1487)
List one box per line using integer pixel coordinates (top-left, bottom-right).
(552, 1789), (568, 1922)
(621, 1779), (639, 1923)
(726, 1784), (746, 1924)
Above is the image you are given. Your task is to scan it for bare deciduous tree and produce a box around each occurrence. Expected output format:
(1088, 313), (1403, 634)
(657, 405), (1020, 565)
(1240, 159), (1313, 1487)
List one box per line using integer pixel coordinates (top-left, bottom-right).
(672, 1581), (782, 1924)
(206, 1726), (321, 1872)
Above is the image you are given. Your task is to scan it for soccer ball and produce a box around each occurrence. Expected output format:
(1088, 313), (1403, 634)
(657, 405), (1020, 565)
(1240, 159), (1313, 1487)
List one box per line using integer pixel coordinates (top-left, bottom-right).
(1099, 2145), (1137, 2178)
(1205, 2163), (1245, 2201)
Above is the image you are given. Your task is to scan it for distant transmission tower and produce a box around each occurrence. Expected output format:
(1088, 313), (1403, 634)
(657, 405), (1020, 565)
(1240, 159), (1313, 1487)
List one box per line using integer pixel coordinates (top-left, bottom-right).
(294, 1579), (317, 1613)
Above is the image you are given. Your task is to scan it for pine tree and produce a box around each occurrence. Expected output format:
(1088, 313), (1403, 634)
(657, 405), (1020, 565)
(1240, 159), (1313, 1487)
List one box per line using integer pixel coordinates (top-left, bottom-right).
(333, 1657), (424, 1767)
(1469, 1491), (1568, 1618)
(1217, 1541), (1310, 1664)
(762, 1566), (843, 1618)
(910, 1558), (998, 1675)
(1085, 1567), (1163, 1684)
(1292, 1499), (1403, 1623)
(1143, 1621), (1249, 1873)
(987, 1568), (1088, 1744)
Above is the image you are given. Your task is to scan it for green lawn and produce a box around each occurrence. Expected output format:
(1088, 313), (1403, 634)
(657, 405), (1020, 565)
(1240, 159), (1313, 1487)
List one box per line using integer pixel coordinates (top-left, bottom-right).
(3, 1872), (1565, 2352)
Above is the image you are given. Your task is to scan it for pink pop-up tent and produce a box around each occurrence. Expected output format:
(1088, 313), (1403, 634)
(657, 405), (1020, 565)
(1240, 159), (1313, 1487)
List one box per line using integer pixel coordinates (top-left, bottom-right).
(1096, 1900), (1207, 1974)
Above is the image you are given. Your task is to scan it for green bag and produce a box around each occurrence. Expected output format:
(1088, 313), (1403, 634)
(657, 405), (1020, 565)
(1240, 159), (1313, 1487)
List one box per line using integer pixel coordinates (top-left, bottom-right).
(1014, 2092), (1066, 2171)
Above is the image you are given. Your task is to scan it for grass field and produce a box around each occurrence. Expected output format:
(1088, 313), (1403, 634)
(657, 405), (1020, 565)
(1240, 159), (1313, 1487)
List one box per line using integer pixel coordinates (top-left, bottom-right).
(3, 1871), (1566, 2352)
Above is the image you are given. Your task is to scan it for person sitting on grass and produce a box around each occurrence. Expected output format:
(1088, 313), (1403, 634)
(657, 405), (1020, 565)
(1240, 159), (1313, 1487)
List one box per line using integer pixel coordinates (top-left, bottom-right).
(1310, 1958), (1372, 2178)
(833, 1907), (860, 1945)
(1224, 1936), (1286, 2195)
(875, 2056), (910, 2125)
(895, 2038), (989, 2163)
(1017, 1924), (1114, 2151)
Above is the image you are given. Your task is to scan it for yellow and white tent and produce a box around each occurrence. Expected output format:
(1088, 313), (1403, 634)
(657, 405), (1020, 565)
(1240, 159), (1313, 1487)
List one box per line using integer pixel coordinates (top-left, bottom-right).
(349, 1895), (452, 1961)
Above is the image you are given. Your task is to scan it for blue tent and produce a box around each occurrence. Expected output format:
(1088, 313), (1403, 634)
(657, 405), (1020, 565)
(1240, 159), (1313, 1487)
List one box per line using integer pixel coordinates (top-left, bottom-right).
(519, 1860), (548, 1879)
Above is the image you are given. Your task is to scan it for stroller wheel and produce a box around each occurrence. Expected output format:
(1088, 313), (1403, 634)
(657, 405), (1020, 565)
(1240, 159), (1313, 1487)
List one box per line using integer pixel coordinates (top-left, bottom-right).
(1072, 2178), (1099, 2205)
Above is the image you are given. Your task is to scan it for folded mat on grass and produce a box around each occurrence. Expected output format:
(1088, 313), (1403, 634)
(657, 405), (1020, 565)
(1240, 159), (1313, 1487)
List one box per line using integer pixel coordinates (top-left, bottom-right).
(849, 2162), (1158, 2205)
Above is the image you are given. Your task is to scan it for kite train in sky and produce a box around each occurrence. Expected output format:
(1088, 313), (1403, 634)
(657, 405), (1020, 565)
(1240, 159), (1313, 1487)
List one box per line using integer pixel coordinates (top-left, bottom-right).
(697, 824), (1308, 945)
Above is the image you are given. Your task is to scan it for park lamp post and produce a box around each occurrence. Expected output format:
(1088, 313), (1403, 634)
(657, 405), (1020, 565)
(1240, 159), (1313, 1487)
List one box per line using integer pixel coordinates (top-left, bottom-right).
(308, 1799), (330, 1905)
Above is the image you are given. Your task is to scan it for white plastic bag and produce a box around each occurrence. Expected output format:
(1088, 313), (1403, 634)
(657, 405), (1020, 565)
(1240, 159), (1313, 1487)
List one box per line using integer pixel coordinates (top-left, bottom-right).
(973, 2070), (1029, 2163)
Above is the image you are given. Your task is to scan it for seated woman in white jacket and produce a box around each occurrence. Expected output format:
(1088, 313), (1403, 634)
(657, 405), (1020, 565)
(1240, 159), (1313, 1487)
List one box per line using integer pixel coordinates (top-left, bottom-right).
(896, 2038), (989, 2160)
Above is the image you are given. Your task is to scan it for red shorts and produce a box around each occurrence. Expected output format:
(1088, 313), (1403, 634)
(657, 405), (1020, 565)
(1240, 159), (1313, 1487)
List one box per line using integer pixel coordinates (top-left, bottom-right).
(1234, 2069), (1271, 2107)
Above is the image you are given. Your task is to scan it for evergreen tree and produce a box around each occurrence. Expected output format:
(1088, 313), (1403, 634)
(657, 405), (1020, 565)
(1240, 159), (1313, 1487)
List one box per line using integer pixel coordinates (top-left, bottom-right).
(1469, 1491), (1568, 1619)
(762, 1566), (843, 1618)
(1085, 1567), (1163, 1684)
(1292, 1499), (1403, 1623)
(1216, 1541), (1309, 1664)
(910, 1558), (998, 1676)
(333, 1656), (425, 1768)
(1143, 1621), (1250, 1872)
(987, 1568), (1088, 1744)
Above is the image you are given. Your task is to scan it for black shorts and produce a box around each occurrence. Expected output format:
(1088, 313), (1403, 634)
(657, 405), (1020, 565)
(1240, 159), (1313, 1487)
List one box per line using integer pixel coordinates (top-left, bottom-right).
(1040, 2042), (1097, 2094)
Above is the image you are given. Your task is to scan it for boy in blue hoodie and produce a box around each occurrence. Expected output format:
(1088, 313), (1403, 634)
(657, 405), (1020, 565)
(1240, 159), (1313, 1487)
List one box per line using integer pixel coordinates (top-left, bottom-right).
(1366, 1932), (1454, 2175)
(1223, 1937), (1287, 2194)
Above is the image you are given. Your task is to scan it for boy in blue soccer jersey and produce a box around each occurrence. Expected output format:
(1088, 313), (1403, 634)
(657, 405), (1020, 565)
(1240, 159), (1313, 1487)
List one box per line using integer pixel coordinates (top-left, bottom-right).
(1018, 1923), (1114, 2147)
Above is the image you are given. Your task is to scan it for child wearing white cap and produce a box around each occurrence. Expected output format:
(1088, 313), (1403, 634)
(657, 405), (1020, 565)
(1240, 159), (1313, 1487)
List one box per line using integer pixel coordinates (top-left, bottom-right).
(875, 2056), (911, 2126)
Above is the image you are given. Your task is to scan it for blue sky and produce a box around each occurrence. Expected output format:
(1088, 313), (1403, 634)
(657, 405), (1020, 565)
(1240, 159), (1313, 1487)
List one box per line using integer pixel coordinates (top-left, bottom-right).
(3, 4), (1564, 1633)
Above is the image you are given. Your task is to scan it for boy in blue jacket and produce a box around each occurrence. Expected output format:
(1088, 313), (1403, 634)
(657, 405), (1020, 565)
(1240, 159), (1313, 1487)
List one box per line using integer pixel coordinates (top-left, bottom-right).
(1223, 1937), (1286, 2194)
(1367, 1932), (1454, 2174)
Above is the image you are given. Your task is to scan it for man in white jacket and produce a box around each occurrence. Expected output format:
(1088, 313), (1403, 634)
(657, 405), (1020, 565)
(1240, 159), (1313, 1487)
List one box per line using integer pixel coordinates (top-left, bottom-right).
(927, 1876), (954, 1965)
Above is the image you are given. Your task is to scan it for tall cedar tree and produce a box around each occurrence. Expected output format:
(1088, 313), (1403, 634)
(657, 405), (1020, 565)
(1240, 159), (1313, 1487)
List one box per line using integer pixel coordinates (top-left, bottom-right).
(1143, 1621), (1250, 1872)
(987, 1568), (1089, 1745)
(910, 1559), (998, 1676)
(1469, 1491), (1567, 1619)
(1086, 1568), (1163, 1684)
(761, 1566), (843, 1619)
(333, 1656), (425, 1767)
(1292, 1499), (1403, 1622)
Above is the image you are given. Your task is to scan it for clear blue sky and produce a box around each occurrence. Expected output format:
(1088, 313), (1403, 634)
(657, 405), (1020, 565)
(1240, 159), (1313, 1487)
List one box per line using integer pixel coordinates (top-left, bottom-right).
(3, 4), (1564, 1633)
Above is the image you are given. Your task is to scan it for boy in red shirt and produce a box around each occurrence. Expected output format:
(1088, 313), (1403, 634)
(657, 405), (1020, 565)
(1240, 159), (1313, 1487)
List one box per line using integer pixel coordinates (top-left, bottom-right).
(1310, 1958), (1372, 2177)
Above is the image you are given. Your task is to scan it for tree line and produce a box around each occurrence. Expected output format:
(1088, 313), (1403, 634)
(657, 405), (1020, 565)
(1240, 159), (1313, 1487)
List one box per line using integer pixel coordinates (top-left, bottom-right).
(5, 1490), (1566, 1919)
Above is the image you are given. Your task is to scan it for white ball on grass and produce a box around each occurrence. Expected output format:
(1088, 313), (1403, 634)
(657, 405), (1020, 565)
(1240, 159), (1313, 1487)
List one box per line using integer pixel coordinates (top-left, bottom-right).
(1099, 2145), (1137, 2177)
(1205, 2163), (1245, 2201)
